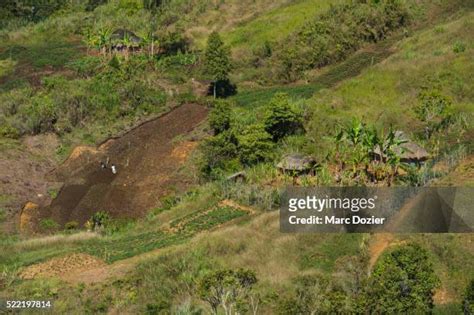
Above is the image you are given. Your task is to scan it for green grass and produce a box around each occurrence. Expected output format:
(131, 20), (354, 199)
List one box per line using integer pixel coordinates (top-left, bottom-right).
(231, 38), (395, 107)
(299, 234), (364, 272)
(0, 39), (82, 70)
(304, 12), (474, 141)
(226, 0), (345, 50)
(0, 204), (249, 267)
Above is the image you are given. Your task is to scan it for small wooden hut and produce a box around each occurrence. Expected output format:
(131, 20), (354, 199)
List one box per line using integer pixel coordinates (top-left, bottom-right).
(372, 131), (430, 164)
(110, 29), (142, 52)
(277, 154), (316, 175)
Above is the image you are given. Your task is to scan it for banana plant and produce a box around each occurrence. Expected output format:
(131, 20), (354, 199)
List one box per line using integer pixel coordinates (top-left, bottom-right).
(83, 28), (98, 54)
(346, 118), (365, 146)
(122, 32), (133, 60)
(381, 128), (407, 186)
(97, 27), (112, 56)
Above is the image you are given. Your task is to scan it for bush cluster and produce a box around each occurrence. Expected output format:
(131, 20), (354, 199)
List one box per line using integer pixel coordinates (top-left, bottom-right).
(0, 55), (167, 138)
(277, 243), (439, 314)
(200, 93), (303, 179)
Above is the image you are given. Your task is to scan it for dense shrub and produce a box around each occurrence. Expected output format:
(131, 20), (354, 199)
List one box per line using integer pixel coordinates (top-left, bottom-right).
(463, 279), (474, 315)
(208, 100), (232, 135)
(237, 124), (274, 165)
(0, 123), (19, 139)
(453, 41), (466, 54)
(24, 95), (59, 134)
(414, 89), (453, 139)
(263, 93), (303, 141)
(86, 0), (108, 12)
(277, 274), (353, 314)
(0, 0), (68, 25)
(159, 30), (190, 56)
(64, 221), (79, 231)
(198, 268), (258, 314)
(91, 211), (110, 230)
(363, 243), (440, 313)
(199, 130), (239, 178)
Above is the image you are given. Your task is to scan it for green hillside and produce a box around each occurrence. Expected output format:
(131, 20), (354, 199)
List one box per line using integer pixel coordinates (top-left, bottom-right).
(0, 0), (473, 314)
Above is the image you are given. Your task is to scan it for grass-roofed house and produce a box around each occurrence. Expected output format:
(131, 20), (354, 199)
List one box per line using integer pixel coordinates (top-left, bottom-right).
(372, 131), (430, 165)
(277, 154), (317, 176)
(111, 29), (142, 53)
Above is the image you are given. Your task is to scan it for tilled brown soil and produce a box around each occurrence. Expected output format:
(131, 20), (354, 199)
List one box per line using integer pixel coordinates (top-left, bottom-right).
(20, 253), (106, 280)
(38, 103), (208, 227)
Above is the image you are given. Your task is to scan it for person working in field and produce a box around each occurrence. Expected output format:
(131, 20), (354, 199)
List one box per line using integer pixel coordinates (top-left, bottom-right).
(111, 164), (117, 174)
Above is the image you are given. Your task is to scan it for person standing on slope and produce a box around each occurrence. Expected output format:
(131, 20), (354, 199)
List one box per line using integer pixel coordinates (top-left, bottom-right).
(111, 163), (117, 174)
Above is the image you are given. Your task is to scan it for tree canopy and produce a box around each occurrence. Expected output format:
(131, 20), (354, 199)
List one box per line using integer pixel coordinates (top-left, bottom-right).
(204, 32), (232, 97)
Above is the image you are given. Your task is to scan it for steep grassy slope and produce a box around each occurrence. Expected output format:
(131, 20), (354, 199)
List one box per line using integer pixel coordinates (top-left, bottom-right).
(225, 0), (345, 50)
(296, 10), (473, 164)
(307, 10), (474, 131)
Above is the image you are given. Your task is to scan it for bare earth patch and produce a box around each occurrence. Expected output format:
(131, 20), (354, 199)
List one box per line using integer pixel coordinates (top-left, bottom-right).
(219, 199), (256, 214)
(170, 141), (198, 164)
(20, 253), (106, 280)
(0, 133), (59, 234)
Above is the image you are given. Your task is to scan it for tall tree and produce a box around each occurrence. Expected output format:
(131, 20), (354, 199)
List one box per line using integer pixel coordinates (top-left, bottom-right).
(263, 93), (303, 141)
(204, 31), (232, 98)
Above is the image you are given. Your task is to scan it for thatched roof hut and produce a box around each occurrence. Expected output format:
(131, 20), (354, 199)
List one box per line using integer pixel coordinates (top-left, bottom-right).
(111, 29), (142, 49)
(373, 131), (429, 163)
(277, 154), (316, 174)
(226, 171), (246, 182)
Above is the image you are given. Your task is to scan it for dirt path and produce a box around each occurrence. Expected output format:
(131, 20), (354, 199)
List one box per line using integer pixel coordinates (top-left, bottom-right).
(38, 103), (208, 227)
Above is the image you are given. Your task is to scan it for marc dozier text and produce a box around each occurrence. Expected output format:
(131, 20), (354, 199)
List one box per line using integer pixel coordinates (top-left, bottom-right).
(287, 195), (386, 226)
